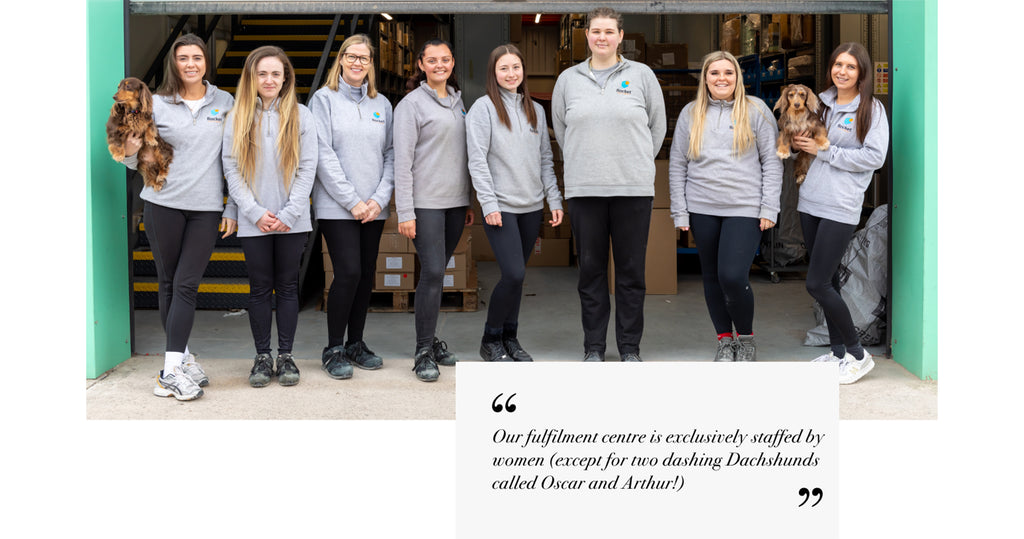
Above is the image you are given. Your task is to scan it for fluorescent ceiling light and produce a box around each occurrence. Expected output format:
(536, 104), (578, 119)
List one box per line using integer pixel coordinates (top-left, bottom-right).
(381, 13), (393, 21)
(535, 13), (541, 24)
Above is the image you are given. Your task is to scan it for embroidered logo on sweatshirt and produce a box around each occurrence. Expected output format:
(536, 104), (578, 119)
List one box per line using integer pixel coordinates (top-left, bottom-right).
(461, 108), (467, 116)
(837, 116), (854, 132)
(371, 111), (386, 124)
(615, 80), (632, 95)
(207, 109), (224, 122)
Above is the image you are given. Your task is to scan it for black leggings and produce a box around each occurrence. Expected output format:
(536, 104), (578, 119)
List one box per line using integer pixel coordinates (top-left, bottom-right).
(319, 219), (385, 348)
(411, 207), (467, 350)
(144, 202), (220, 353)
(482, 210), (543, 332)
(688, 213), (763, 335)
(799, 212), (862, 356)
(239, 233), (308, 354)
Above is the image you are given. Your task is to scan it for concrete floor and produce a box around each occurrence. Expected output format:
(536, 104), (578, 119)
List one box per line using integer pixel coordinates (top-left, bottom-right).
(86, 261), (937, 420)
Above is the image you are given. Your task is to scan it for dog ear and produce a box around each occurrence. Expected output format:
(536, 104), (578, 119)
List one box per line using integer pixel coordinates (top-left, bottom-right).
(773, 85), (789, 113)
(805, 87), (820, 114)
(138, 80), (153, 114)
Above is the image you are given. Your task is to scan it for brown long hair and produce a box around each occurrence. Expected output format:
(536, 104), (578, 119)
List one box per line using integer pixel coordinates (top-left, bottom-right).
(821, 42), (875, 144)
(228, 46), (301, 194)
(323, 34), (378, 98)
(485, 44), (537, 131)
(406, 39), (460, 93)
(156, 33), (210, 100)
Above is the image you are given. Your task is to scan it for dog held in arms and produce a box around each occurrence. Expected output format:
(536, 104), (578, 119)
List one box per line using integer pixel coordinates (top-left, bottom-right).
(773, 84), (829, 185)
(106, 77), (173, 191)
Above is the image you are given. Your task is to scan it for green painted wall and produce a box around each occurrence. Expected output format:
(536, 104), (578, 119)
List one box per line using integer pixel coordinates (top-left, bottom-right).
(86, 0), (132, 378)
(890, 0), (938, 380)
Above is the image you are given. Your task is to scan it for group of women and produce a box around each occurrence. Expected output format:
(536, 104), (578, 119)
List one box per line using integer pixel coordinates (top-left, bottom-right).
(118, 7), (888, 401)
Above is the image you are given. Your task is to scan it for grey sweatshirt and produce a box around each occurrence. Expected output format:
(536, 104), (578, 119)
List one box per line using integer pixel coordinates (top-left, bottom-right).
(125, 81), (236, 216)
(551, 59), (666, 199)
(393, 81), (471, 223)
(308, 80), (396, 220)
(798, 87), (890, 225)
(667, 97), (783, 228)
(221, 100), (317, 237)
(466, 89), (563, 216)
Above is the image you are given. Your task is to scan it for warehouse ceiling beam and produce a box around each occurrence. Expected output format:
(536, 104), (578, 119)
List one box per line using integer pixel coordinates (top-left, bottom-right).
(130, 1), (889, 15)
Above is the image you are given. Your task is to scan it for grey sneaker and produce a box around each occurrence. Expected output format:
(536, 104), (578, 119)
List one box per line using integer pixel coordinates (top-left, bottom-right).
(621, 352), (642, 362)
(480, 340), (510, 362)
(413, 347), (440, 382)
(582, 350), (605, 362)
(714, 337), (736, 362)
(275, 353), (300, 386)
(432, 338), (457, 366)
(345, 341), (383, 370)
(154, 366), (204, 401)
(182, 354), (209, 387)
(321, 345), (353, 380)
(735, 335), (756, 362)
(502, 337), (533, 362)
(249, 353), (274, 387)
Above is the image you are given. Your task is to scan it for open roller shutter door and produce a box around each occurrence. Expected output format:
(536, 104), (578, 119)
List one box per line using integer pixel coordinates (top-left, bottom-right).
(130, 1), (889, 15)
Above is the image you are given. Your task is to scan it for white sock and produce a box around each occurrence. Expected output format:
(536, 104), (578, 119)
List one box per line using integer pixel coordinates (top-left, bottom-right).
(183, 345), (192, 360)
(164, 352), (186, 375)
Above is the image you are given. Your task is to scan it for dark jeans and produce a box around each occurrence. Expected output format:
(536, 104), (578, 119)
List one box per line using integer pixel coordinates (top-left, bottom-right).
(483, 210), (543, 331)
(411, 207), (467, 350)
(319, 219), (385, 349)
(689, 214), (763, 335)
(799, 212), (861, 353)
(144, 202), (220, 353)
(239, 233), (308, 354)
(568, 196), (652, 355)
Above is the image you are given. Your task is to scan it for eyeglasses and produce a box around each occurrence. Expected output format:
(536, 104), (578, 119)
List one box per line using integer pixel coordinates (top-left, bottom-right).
(343, 54), (372, 65)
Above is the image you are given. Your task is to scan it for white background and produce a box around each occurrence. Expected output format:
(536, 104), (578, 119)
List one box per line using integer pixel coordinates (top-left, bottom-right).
(2, 1), (1013, 536)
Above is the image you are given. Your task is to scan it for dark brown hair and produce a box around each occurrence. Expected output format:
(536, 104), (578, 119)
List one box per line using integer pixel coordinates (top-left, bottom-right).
(821, 42), (875, 144)
(485, 44), (537, 131)
(156, 33), (210, 100)
(406, 39), (460, 93)
(587, 7), (624, 30)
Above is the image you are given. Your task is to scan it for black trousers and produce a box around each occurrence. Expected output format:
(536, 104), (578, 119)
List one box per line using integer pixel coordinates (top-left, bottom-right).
(411, 207), (467, 350)
(239, 232), (308, 354)
(799, 212), (860, 352)
(482, 210), (543, 331)
(688, 214), (763, 336)
(568, 196), (652, 355)
(144, 202), (220, 353)
(319, 219), (385, 349)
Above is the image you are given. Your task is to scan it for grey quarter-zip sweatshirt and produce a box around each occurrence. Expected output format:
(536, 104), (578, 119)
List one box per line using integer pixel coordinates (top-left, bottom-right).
(308, 79), (395, 221)
(124, 81), (236, 217)
(221, 100), (317, 237)
(797, 87), (890, 225)
(551, 58), (666, 199)
(393, 81), (471, 223)
(466, 88), (563, 217)
(667, 97), (783, 228)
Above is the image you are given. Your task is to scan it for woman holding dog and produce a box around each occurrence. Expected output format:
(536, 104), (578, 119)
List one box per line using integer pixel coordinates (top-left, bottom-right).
(222, 45), (317, 388)
(466, 43), (564, 362)
(394, 38), (474, 382)
(122, 33), (236, 401)
(668, 50), (782, 362)
(309, 34), (395, 382)
(792, 42), (889, 384)
(552, 7), (666, 362)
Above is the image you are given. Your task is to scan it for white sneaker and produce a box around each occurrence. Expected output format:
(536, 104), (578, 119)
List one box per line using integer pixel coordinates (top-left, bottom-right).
(838, 352), (874, 384)
(811, 352), (843, 363)
(182, 354), (209, 387)
(154, 366), (204, 401)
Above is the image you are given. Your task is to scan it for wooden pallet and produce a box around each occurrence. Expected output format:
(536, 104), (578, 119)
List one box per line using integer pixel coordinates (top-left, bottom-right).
(365, 288), (479, 313)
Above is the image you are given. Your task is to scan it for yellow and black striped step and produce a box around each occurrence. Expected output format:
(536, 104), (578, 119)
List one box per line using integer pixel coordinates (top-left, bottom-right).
(133, 248), (248, 278)
(134, 277), (252, 310)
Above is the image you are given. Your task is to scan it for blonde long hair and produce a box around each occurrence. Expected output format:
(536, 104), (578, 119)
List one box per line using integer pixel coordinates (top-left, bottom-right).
(323, 34), (378, 98)
(687, 51), (756, 160)
(230, 46), (301, 193)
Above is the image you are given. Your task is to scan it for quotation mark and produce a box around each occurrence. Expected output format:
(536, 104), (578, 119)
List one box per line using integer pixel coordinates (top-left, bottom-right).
(798, 487), (823, 507)
(491, 393), (517, 413)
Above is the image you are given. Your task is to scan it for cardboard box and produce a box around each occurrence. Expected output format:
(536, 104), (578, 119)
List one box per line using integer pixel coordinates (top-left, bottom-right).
(446, 253), (469, 271)
(654, 160), (672, 209)
(377, 253), (415, 272)
(325, 270), (334, 291)
(621, 33), (646, 62)
(443, 269), (467, 290)
(383, 211), (399, 233)
(609, 208), (677, 295)
(468, 224), (494, 261)
(720, 18), (742, 57)
(375, 271), (414, 290)
(527, 238), (571, 267)
(323, 252), (333, 272)
(571, 27), (588, 61)
(379, 232), (411, 253)
(646, 43), (688, 69)
(454, 228), (471, 254)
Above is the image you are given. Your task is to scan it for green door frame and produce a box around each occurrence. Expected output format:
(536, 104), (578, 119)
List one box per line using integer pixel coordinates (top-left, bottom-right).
(84, 1), (938, 381)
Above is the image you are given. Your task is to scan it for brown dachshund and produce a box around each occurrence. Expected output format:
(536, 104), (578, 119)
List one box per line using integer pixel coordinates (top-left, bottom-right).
(773, 84), (829, 185)
(106, 77), (173, 191)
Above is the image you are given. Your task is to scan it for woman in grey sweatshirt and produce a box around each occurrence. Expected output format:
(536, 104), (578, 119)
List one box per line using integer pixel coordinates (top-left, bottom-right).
(792, 42), (889, 384)
(309, 34), (395, 381)
(466, 44), (564, 363)
(551, 8), (666, 362)
(121, 33), (236, 401)
(223, 46), (317, 388)
(394, 39), (474, 382)
(669, 50), (782, 363)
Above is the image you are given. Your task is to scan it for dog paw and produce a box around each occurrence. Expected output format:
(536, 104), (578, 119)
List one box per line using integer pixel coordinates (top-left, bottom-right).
(795, 174), (806, 185)
(776, 150), (791, 160)
(817, 141), (830, 151)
